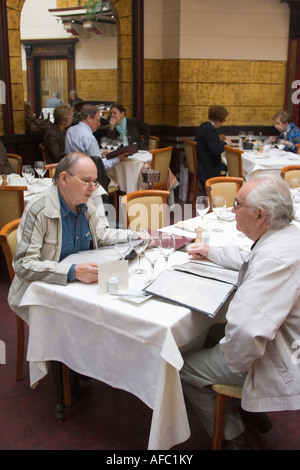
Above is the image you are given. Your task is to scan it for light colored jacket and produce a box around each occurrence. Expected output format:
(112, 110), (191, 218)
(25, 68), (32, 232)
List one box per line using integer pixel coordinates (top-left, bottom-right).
(208, 224), (300, 412)
(8, 184), (130, 323)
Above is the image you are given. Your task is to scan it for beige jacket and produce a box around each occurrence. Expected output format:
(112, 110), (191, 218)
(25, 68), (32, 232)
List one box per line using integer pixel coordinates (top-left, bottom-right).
(209, 224), (300, 412)
(8, 184), (130, 322)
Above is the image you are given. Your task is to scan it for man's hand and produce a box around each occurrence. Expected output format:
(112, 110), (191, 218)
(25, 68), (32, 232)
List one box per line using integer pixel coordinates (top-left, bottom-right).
(74, 263), (98, 283)
(188, 242), (210, 260)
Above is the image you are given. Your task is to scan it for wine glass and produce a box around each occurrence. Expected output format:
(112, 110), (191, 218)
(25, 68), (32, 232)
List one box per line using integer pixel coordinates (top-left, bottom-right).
(212, 196), (226, 232)
(144, 237), (161, 284)
(130, 229), (148, 274)
(34, 161), (46, 183)
(114, 232), (132, 260)
(247, 131), (254, 143)
(196, 196), (210, 227)
(277, 139), (285, 156)
(100, 137), (108, 149)
(289, 178), (300, 200)
(238, 130), (246, 148)
(22, 165), (32, 181)
(159, 232), (175, 267)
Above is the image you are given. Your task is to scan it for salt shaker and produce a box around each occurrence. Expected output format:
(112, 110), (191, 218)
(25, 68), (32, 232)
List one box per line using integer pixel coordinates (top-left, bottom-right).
(107, 276), (119, 294)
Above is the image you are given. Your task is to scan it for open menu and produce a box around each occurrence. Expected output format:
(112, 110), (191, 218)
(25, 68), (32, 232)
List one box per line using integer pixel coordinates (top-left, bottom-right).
(105, 143), (138, 159)
(144, 261), (239, 317)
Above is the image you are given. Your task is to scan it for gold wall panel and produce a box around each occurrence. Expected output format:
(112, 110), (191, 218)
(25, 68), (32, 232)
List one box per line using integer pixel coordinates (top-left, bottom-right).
(75, 69), (117, 102)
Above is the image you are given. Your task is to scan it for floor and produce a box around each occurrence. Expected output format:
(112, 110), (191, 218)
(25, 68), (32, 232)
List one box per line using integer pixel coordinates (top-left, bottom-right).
(1, 235), (300, 451)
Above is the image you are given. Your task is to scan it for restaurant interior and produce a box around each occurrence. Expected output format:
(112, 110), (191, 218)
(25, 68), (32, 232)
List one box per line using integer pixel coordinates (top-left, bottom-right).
(1, 0), (300, 451)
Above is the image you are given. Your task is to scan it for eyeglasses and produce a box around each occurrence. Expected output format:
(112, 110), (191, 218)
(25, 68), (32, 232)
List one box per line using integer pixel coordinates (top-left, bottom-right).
(233, 199), (254, 210)
(68, 173), (100, 189)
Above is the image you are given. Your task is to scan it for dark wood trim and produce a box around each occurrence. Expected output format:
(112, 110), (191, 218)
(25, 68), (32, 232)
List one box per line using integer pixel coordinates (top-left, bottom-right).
(132, 0), (144, 120)
(0, 0), (13, 134)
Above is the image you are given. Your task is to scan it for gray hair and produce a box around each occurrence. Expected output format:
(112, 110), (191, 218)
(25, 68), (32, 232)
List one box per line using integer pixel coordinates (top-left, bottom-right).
(53, 152), (94, 183)
(79, 104), (98, 121)
(246, 174), (294, 229)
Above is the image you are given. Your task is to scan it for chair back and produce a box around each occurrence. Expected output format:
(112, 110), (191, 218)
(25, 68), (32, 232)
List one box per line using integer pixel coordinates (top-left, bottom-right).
(205, 176), (243, 210)
(0, 186), (26, 230)
(150, 146), (173, 190)
(0, 218), (20, 281)
(39, 143), (47, 163)
(7, 153), (22, 174)
(224, 146), (243, 178)
(148, 135), (160, 151)
(280, 165), (300, 184)
(45, 163), (58, 178)
(121, 189), (170, 230)
(183, 138), (197, 174)
(296, 144), (300, 155)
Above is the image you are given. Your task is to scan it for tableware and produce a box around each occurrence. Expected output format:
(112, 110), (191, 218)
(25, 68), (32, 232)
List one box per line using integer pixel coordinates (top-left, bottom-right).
(144, 237), (161, 284)
(159, 232), (175, 267)
(289, 178), (300, 200)
(247, 131), (254, 143)
(212, 196), (226, 232)
(114, 232), (132, 260)
(22, 166), (35, 186)
(34, 161), (46, 182)
(277, 140), (285, 156)
(130, 229), (148, 274)
(196, 196), (210, 227)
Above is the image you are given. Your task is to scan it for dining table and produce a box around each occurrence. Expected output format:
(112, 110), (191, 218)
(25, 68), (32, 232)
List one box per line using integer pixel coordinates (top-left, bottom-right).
(14, 195), (300, 450)
(241, 147), (300, 180)
(106, 150), (152, 194)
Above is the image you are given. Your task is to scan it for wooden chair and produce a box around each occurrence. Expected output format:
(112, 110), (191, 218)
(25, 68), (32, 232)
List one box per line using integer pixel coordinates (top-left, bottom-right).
(296, 143), (300, 155)
(0, 219), (24, 381)
(183, 138), (198, 208)
(211, 384), (243, 450)
(0, 185), (26, 230)
(280, 165), (300, 184)
(45, 163), (58, 178)
(121, 189), (170, 231)
(7, 153), (22, 174)
(0, 218), (71, 404)
(150, 146), (173, 190)
(224, 146), (244, 178)
(39, 142), (47, 163)
(148, 135), (160, 151)
(205, 176), (244, 211)
(108, 184), (119, 215)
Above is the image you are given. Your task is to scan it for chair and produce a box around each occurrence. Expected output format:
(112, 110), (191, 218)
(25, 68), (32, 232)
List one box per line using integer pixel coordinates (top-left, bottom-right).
(7, 153), (22, 174)
(45, 163), (58, 178)
(0, 218), (71, 404)
(280, 165), (300, 184)
(183, 138), (198, 208)
(121, 189), (170, 230)
(150, 146), (173, 190)
(211, 384), (243, 450)
(205, 176), (244, 210)
(39, 142), (47, 163)
(108, 184), (119, 215)
(148, 135), (160, 151)
(0, 219), (24, 381)
(224, 146), (244, 178)
(0, 185), (26, 230)
(296, 144), (300, 155)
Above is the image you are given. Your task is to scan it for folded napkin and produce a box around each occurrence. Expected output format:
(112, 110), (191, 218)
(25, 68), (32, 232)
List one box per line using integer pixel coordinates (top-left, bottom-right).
(218, 210), (236, 222)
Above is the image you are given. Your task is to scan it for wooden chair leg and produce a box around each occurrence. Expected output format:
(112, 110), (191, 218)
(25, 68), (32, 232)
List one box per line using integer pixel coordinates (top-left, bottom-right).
(16, 315), (24, 381)
(62, 364), (72, 406)
(211, 392), (228, 450)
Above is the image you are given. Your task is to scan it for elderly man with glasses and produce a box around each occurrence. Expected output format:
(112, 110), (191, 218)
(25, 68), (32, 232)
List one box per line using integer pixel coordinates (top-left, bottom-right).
(8, 153), (139, 321)
(180, 174), (300, 450)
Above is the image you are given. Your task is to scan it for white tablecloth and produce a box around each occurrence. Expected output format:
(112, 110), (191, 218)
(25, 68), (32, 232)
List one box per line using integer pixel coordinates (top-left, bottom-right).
(106, 151), (152, 193)
(19, 250), (220, 450)
(242, 148), (300, 180)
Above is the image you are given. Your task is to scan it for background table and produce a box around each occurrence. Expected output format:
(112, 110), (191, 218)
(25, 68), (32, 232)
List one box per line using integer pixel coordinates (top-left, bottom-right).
(106, 151), (152, 193)
(242, 148), (300, 180)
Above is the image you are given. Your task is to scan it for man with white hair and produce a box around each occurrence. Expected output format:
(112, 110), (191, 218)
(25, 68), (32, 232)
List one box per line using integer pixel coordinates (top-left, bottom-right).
(181, 174), (300, 449)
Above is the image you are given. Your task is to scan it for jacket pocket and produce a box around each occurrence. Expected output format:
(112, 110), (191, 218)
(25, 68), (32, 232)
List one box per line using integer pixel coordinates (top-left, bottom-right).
(268, 340), (294, 384)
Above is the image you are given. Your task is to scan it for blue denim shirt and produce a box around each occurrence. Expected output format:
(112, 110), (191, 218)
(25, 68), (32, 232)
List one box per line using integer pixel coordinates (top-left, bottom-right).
(280, 123), (300, 153)
(58, 190), (93, 280)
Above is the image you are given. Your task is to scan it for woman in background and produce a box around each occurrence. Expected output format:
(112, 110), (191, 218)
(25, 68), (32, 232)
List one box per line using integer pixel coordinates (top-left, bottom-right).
(107, 103), (151, 150)
(43, 105), (74, 163)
